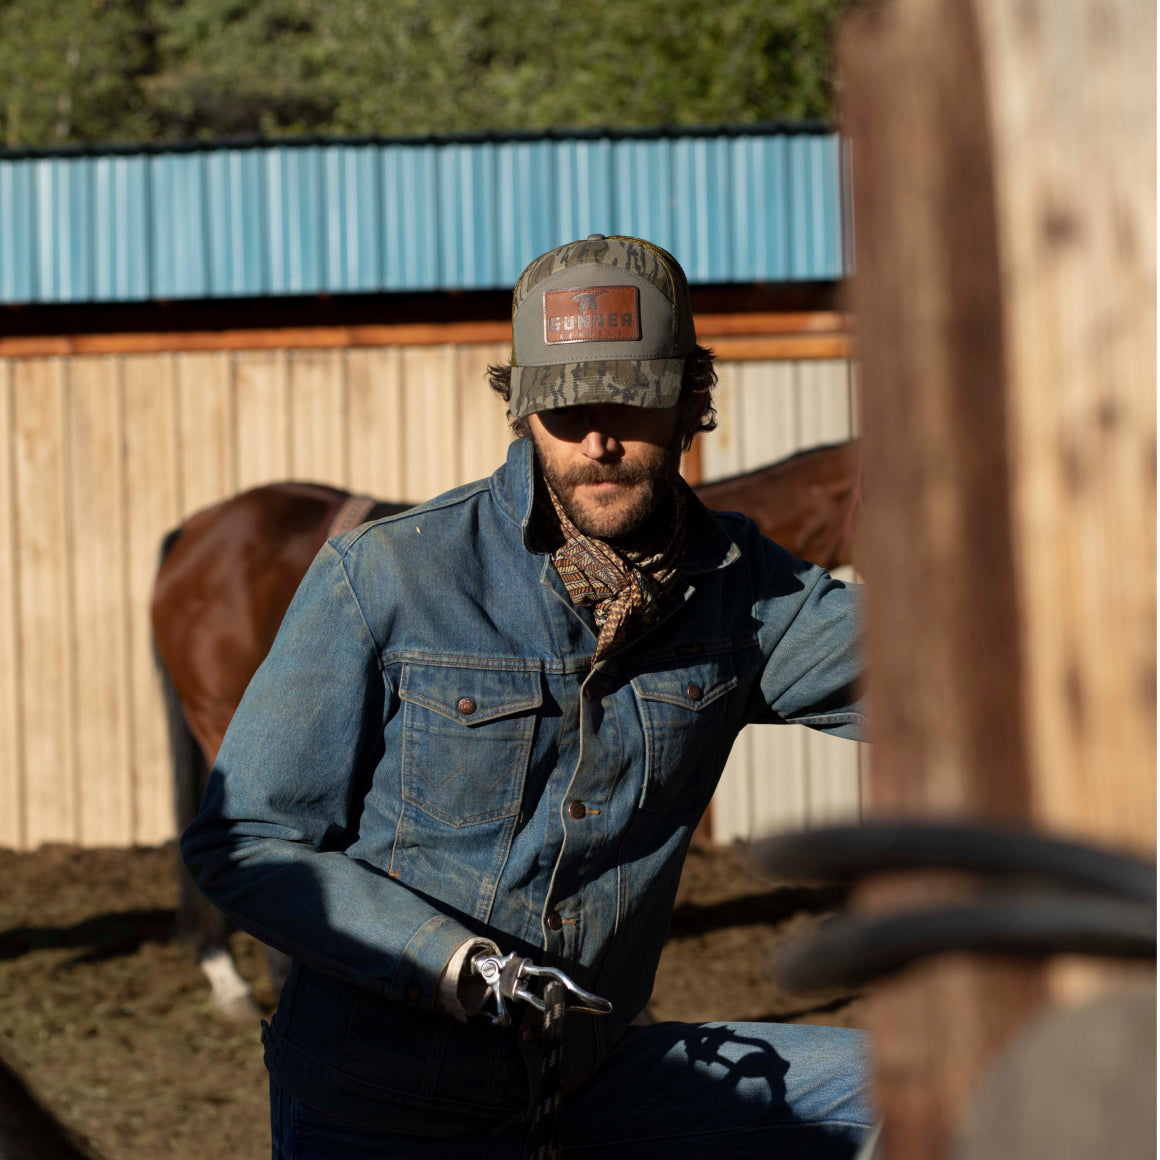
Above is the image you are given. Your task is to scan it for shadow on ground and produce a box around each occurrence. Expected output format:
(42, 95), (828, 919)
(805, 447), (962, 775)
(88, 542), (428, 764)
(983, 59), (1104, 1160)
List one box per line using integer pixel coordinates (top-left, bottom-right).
(668, 884), (849, 936)
(0, 910), (176, 966)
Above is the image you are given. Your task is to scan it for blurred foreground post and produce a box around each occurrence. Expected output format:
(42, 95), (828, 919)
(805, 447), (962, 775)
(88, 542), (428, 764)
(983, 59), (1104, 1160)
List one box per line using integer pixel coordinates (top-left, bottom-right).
(840, 0), (1155, 1155)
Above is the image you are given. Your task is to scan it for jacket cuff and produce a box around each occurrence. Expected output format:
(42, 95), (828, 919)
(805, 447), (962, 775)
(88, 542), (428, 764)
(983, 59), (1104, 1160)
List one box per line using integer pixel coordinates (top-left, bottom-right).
(436, 937), (502, 1022)
(390, 915), (486, 1013)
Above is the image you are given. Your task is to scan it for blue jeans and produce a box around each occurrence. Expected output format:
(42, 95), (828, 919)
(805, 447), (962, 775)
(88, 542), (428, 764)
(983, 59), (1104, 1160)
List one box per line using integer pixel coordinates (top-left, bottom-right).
(270, 1020), (874, 1159)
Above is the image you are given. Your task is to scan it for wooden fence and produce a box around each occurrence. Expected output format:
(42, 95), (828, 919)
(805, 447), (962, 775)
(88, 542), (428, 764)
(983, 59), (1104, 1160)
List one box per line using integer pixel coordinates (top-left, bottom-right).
(0, 323), (860, 850)
(841, 0), (1153, 1153)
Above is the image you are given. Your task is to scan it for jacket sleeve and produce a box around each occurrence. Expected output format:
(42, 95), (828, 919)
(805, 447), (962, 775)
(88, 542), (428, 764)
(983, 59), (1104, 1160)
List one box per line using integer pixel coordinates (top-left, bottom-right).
(180, 541), (473, 1013)
(744, 524), (866, 739)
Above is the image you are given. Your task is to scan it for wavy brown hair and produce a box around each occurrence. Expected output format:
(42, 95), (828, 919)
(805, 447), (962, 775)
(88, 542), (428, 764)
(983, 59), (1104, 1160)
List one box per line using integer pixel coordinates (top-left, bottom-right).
(485, 344), (718, 452)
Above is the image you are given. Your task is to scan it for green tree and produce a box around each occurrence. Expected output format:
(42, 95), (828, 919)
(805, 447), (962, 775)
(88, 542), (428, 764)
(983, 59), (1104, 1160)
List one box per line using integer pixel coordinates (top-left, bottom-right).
(145, 0), (338, 138)
(314, 0), (856, 135)
(1, 0), (858, 148)
(0, 0), (153, 147)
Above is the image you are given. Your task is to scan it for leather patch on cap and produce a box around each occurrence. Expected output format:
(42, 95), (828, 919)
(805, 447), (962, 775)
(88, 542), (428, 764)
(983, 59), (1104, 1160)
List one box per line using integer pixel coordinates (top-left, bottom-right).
(543, 286), (641, 344)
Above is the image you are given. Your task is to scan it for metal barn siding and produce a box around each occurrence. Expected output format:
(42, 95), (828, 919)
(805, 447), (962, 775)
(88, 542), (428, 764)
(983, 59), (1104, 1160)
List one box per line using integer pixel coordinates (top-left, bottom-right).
(0, 128), (844, 305)
(700, 358), (868, 844)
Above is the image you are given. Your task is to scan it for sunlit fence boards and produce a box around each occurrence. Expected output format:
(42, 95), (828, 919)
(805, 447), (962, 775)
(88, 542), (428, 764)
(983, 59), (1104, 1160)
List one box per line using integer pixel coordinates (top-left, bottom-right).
(0, 343), (512, 850)
(0, 340), (860, 851)
(0, 127), (845, 304)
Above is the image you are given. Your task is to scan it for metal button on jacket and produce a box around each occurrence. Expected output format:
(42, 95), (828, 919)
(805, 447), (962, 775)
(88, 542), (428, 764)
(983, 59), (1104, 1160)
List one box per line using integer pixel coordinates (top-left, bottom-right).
(546, 912), (564, 931)
(686, 684), (704, 702)
(567, 800), (587, 820)
(404, 983), (423, 1002)
(457, 697), (477, 715)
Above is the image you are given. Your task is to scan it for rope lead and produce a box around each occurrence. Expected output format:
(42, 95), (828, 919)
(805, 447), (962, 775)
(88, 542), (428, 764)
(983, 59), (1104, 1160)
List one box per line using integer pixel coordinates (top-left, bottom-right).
(524, 979), (567, 1160)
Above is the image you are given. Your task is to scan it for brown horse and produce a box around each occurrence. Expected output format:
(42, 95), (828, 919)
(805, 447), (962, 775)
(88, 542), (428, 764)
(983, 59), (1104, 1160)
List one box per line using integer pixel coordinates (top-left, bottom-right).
(694, 439), (861, 572)
(152, 439), (861, 1017)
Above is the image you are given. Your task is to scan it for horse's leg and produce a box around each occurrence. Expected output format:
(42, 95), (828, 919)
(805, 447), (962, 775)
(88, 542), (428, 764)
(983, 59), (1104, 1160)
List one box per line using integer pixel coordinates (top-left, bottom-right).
(197, 712), (293, 1009)
(155, 531), (262, 1022)
(195, 916), (262, 1021)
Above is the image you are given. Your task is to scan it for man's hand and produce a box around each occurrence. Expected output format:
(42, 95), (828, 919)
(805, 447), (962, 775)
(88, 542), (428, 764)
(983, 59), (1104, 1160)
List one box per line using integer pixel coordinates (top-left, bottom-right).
(470, 950), (612, 1027)
(436, 938), (500, 1023)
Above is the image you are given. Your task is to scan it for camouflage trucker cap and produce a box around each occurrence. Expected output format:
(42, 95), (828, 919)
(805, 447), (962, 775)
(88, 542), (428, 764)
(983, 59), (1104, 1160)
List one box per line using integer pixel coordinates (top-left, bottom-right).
(508, 234), (696, 418)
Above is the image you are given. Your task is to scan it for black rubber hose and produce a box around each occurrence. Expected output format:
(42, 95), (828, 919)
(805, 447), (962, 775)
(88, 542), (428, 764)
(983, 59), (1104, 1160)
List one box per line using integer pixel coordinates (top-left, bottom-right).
(750, 820), (1156, 903)
(773, 891), (1157, 991)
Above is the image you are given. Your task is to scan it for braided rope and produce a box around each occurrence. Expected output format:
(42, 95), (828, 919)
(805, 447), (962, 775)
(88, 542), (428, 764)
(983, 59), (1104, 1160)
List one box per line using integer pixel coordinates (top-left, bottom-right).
(523, 980), (567, 1160)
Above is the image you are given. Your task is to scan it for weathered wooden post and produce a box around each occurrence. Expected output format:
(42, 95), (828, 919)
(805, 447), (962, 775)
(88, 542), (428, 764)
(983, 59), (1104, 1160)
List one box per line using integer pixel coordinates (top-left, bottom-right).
(840, 0), (1155, 1154)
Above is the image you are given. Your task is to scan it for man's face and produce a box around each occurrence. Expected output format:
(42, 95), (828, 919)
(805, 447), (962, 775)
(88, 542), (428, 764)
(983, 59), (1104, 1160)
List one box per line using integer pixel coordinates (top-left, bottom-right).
(528, 403), (685, 541)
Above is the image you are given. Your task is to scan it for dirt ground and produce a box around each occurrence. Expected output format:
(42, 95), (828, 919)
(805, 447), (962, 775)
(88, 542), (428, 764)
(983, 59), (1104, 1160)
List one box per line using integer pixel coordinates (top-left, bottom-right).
(0, 841), (865, 1160)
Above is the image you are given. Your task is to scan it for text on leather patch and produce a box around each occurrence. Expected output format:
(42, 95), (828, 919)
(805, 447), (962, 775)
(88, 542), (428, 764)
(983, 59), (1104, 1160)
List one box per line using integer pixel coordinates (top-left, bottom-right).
(543, 286), (641, 344)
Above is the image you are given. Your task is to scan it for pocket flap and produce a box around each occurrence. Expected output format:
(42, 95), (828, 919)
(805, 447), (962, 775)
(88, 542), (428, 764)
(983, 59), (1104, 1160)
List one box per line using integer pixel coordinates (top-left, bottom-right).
(632, 658), (737, 712)
(399, 663), (542, 726)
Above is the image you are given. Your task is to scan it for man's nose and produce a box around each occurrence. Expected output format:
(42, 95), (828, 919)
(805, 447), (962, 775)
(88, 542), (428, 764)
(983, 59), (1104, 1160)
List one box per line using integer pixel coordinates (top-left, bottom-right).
(580, 427), (621, 459)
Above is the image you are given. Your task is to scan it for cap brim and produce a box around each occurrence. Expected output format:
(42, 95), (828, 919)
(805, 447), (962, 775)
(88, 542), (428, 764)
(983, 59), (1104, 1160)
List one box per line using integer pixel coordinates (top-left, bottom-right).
(510, 357), (684, 418)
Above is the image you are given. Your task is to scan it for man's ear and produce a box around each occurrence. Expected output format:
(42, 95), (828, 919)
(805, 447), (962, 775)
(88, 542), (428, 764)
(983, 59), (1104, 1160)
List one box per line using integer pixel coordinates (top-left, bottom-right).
(678, 392), (710, 451)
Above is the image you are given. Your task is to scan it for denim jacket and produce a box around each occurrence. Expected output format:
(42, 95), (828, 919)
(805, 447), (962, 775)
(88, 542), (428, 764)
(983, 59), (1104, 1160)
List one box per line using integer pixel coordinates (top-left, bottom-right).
(181, 436), (863, 1133)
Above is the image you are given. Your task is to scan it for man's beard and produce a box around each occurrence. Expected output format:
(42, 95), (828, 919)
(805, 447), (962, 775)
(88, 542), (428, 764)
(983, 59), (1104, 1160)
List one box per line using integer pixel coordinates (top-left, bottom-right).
(534, 442), (683, 543)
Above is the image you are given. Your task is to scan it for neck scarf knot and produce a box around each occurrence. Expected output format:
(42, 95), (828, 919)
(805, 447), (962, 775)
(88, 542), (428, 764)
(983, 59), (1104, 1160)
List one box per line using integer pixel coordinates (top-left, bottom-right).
(539, 477), (687, 662)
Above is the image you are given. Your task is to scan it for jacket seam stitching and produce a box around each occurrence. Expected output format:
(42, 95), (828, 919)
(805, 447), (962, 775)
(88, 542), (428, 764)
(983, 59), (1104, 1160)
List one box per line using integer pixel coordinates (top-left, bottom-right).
(330, 543), (387, 670)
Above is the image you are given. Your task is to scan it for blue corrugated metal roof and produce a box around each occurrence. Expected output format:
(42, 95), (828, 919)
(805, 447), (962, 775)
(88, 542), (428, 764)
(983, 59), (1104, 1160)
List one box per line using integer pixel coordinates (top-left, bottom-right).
(0, 125), (847, 305)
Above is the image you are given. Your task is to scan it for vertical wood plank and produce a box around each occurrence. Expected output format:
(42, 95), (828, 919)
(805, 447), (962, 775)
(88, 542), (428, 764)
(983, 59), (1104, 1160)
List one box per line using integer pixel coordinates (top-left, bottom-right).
(801, 729), (863, 825)
(846, 4), (1035, 817)
(347, 348), (407, 500)
(234, 350), (290, 491)
(976, 0), (1156, 856)
(698, 359), (743, 480)
(739, 361), (799, 469)
(176, 351), (235, 516)
(401, 346), (460, 501)
(796, 359), (855, 447)
(750, 725), (810, 838)
(847, 359), (863, 436)
(123, 353), (181, 844)
(840, 0), (1049, 1152)
(457, 343), (514, 484)
(288, 349), (346, 486)
(13, 358), (76, 846)
(0, 361), (23, 848)
(68, 356), (133, 846)
(711, 734), (755, 845)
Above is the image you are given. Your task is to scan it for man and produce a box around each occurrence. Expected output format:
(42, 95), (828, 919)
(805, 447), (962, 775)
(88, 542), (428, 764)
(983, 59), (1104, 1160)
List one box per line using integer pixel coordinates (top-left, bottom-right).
(183, 234), (872, 1159)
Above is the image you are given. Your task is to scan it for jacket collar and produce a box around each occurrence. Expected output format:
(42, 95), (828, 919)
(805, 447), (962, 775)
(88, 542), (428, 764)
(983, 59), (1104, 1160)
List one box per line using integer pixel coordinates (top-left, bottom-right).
(493, 436), (739, 575)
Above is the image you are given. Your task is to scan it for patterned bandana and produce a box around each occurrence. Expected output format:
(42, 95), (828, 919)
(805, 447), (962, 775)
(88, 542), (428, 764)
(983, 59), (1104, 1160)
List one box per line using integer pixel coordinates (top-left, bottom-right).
(536, 473), (687, 662)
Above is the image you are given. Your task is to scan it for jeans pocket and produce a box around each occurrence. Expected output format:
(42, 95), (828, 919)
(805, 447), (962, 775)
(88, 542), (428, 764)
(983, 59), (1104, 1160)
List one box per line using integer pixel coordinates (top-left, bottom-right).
(399, 661), (542, 826)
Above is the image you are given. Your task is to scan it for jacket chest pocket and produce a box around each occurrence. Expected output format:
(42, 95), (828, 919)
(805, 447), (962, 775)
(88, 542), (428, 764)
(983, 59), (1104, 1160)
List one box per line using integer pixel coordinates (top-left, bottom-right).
(399, 663), (542, 826)
(632, 656), (737, 815)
